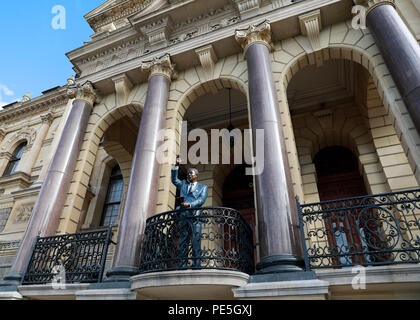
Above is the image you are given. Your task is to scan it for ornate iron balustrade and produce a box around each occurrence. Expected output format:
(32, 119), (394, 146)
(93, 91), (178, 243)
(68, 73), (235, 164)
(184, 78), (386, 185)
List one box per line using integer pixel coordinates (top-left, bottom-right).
(139, 207), (255, 275)
(22, 227), (113, 285)
(296, 189), (420, 270)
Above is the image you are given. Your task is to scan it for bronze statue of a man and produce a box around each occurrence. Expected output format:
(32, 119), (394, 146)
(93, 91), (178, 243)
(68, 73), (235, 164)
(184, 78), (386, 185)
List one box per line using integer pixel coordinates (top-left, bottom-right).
(172, 158), (209, 268)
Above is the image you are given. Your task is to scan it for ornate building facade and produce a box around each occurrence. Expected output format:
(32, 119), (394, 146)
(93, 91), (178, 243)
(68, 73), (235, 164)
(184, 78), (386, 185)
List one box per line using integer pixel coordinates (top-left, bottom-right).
(0, 0), (419, 300)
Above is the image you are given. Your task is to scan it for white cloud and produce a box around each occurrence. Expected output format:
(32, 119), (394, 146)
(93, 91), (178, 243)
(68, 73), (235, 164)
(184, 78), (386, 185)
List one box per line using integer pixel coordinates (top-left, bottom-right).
(0, 83), (15, 108)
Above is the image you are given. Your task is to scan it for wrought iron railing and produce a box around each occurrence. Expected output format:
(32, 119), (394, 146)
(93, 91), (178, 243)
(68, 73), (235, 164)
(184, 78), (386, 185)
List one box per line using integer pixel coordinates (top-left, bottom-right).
(22, 227), (113, 285)
(296, 189), (420, 270)
(139, 207), (255, 275)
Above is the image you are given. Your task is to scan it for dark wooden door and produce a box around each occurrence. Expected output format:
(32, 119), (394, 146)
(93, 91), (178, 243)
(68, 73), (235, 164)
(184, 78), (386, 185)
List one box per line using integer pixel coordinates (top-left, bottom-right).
(223, 165), (257, 269)
(314, 147), (369, 266)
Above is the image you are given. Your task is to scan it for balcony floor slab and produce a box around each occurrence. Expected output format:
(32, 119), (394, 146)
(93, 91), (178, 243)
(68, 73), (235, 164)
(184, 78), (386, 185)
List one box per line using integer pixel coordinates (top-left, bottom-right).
(17, 283), (90, 300)
(131, 269), (250, 300)
(315, 264), (420, 299)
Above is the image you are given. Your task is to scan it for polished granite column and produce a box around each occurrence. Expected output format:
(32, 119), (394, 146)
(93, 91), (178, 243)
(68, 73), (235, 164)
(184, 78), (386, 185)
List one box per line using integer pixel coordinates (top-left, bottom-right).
(17, 113), (54, 176)
(0, 82), (96, 289)
(362, 0), (420, 134)
(236, 21), (307, 280)
(104, 54), (175, 285)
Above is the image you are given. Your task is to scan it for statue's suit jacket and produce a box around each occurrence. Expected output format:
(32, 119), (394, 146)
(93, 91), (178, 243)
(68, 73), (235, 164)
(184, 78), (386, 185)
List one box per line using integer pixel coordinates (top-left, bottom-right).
(171, 167), (209, 209)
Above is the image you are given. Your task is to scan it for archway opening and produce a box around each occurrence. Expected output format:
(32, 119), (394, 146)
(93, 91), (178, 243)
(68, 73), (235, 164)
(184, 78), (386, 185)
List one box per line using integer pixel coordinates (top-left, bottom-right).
(314, 146), (368, 201)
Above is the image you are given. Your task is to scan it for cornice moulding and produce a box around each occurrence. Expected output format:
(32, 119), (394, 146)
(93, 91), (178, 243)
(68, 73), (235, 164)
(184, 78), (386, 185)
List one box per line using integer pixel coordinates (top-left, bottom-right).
(0, 88), (68, 123)
(72, 0), (342, 85)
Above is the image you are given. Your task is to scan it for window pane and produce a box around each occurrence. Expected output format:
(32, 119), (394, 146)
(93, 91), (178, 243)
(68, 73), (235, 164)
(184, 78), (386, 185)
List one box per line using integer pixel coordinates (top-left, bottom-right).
(100, 165), (123, 226)
(3, 142), (27, 176)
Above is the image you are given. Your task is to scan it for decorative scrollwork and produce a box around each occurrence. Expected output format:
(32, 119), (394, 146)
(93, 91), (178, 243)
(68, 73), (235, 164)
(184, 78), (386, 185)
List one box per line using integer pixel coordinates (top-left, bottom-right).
(296, 189), (420, 270)
(22, 227), (112, 285)
(139, 207), (255, 275)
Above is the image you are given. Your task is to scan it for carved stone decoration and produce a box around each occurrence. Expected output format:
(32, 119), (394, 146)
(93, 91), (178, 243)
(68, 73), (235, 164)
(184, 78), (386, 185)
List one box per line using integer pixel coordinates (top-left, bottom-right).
(299, 10), (322, 51)
(141, 53), (177, 81)
(235, 20), (274, 55)
(87, 0), (155, 32)
(112, 73), (134, 107)
(3, 126), (37, 150)
(354, 0), (395, 14)
(67, 75), (76, 87)
(67, 81), (98, 107)
(232, 0), (261, 19)
(195, 45), (218, 81)
(0, 129), (6, 144)
(139, 16), (174, 50)
(14, 205), (34, 224)
(21, 93), (31, 103)
(298, 9), (324, 67)
(40, 112), (54, 125)
(313, 109), (333, 130)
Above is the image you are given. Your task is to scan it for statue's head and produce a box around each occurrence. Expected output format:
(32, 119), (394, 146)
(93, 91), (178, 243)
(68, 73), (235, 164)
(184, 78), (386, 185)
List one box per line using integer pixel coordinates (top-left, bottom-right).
(187, 168), (199, 183)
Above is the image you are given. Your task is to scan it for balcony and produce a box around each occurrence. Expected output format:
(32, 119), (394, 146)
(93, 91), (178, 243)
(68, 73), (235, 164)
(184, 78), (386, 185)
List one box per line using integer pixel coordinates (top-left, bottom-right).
(131, 207), (255, 299)
(296, 189), (420, 270)
(22, 227), (113, 286)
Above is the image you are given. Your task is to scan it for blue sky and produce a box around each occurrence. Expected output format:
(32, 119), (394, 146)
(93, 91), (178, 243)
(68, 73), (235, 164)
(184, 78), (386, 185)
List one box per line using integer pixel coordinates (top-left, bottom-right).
(0, 0), (105, 107)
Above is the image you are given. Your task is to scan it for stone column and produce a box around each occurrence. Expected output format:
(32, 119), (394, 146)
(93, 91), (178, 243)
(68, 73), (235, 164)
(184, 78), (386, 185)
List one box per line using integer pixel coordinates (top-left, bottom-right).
(0, 82), (96, 288)
(104, 54), (175, 284)
(17, 113), (54, 176)
(356, 0), (420, 134)
(236, 21), (305, 277)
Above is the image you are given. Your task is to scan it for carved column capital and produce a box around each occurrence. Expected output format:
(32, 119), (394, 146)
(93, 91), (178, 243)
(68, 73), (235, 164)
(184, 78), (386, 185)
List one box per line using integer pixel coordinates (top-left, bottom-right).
(235, 20), (274, 55)
(141, 54), (177, 82)
(40, 112), (54, 125)
(354, 0), (395, 14)
(67, 81), (97, 107)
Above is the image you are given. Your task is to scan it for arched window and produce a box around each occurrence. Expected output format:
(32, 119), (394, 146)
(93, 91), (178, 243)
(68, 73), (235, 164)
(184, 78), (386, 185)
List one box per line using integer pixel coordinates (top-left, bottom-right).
(100, 165), (124, 226)
(3, 142), (27, 176)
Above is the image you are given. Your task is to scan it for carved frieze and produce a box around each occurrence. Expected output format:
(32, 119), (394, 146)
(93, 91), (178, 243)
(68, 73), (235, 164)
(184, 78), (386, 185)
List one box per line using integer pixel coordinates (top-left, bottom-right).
(87, 0), (155, 32)
(232, 0), (261, 19)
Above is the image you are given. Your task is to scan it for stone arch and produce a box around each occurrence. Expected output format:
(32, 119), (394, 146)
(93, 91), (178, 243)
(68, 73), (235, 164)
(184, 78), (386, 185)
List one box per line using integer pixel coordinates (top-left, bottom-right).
(1, 127), (36, 154)
(271, 22), (420, 202)
(156, 55), (250, 214)
(57, 87), (147, 234)
(293, 102), (387, 203)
